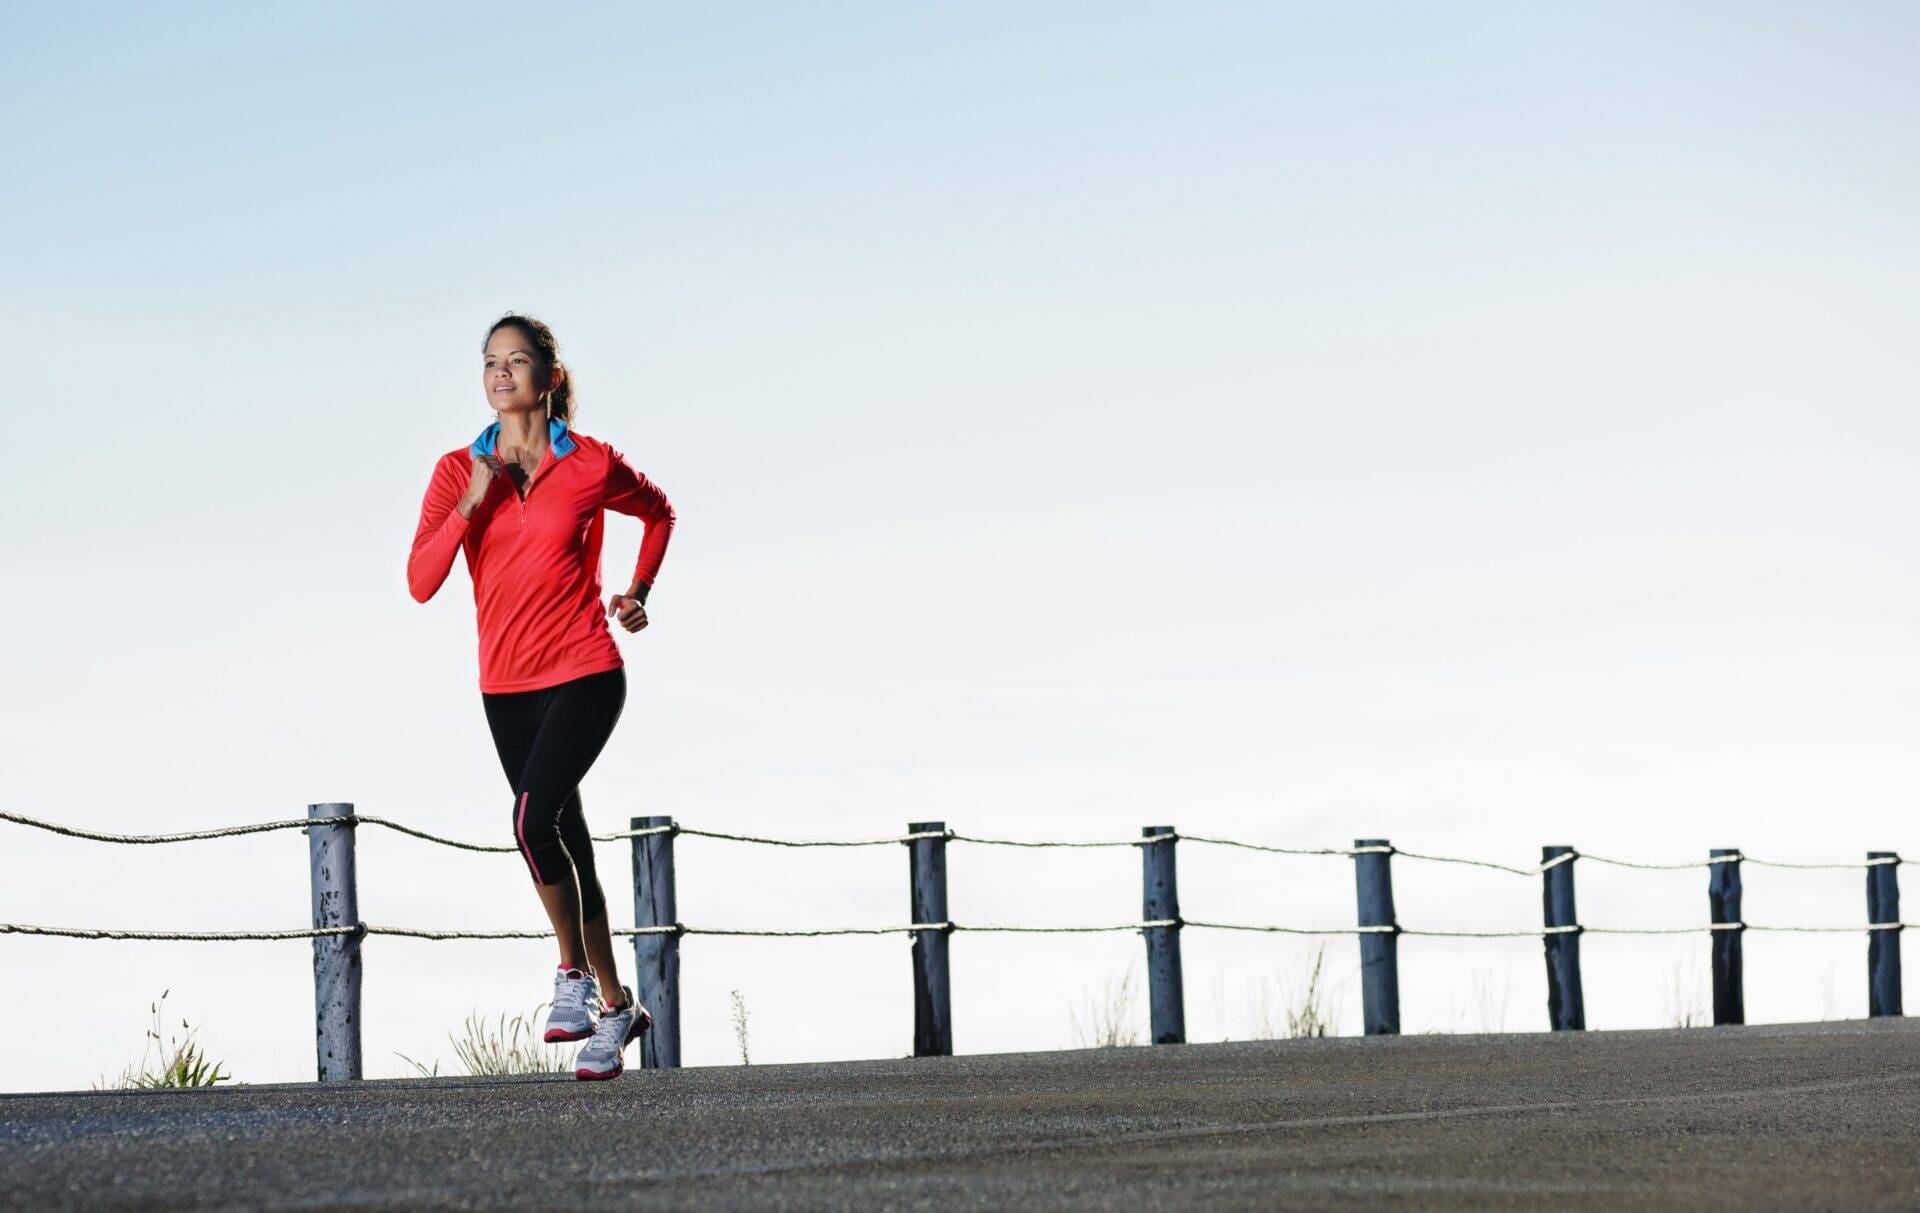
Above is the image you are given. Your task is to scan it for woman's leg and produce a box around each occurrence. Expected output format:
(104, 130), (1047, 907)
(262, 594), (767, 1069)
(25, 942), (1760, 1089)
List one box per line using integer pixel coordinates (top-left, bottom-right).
(553, 787), (624, 996)
(483, 684), (591, 970)
(503, 667), (627, 982)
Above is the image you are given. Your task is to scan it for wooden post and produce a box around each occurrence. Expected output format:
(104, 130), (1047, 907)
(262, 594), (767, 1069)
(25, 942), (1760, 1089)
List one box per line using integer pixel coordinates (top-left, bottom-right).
(306, 801), (362, 1082)
(1541, 846), (1585, 1031)
(1140, 826), (1185, 1045)
(1868, 852), (1902, 1018)
(908, 820), (952, 1056)
(1353, 838), (1400, 1035)
(1709, 848), (1744, 1025)
(631, 815), (681, 1069)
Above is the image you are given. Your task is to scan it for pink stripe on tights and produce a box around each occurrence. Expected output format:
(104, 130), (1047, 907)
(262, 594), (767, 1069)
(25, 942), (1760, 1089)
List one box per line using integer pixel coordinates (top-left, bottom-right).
(516, 790), (542, 882)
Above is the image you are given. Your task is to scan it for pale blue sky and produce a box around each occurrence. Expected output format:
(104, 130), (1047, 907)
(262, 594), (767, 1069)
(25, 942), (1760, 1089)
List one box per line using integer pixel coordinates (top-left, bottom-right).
(2, 3), (1917, 1092)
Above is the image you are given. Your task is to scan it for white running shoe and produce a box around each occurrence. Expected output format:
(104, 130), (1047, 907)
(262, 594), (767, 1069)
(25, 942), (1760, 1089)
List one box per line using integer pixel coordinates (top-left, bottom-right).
(543, 965), (602, 1043)
(574, 983), (651, 1081)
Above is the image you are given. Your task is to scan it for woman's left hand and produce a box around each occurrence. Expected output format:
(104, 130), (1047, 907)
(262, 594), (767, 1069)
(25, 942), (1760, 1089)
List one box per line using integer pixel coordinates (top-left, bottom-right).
(608, 594), (649, 633)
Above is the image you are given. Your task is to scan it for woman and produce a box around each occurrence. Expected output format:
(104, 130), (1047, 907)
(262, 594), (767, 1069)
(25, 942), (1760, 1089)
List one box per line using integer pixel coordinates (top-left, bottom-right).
(407, 312), (677, 1081)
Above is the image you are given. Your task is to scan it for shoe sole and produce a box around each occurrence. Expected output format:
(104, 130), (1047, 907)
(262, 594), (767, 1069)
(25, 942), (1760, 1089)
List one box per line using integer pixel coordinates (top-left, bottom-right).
(575, 1006), (653, 1081)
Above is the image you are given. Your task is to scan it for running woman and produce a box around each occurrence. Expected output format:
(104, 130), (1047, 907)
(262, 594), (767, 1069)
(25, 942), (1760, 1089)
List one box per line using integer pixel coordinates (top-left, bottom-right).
(407, 312), (677, 1081)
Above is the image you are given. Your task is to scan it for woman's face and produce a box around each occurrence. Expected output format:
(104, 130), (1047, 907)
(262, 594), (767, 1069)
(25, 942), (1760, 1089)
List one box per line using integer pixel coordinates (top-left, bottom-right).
(483, 327), (556, 414)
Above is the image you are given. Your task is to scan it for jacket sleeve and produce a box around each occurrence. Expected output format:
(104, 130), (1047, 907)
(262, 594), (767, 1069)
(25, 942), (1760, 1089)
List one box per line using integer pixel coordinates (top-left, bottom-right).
(408, 455), (471, 603)
(603, 446), (676, 598)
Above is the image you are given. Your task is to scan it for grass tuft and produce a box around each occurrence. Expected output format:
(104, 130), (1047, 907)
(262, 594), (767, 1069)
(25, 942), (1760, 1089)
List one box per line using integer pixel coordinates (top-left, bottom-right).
(1667, 953), (1709, 1028)
(93, 990), (234, 1090)
(396, 1002), (578, 1077)
(730, 989), (751, 1065)
(1067, 961), (1144, 1047)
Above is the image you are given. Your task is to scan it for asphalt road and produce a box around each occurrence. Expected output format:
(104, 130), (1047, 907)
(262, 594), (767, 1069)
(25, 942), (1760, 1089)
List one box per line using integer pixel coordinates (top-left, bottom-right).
(5, 1018), (1919, 1211)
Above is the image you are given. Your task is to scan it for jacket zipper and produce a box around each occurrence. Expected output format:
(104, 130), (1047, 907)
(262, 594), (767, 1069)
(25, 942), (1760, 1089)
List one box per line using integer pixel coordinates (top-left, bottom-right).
(510, 448), (554, 523)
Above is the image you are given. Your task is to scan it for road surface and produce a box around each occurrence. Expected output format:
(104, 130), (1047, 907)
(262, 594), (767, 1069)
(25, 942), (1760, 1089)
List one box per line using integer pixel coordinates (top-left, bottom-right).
(4, 1018), (1919, 1210)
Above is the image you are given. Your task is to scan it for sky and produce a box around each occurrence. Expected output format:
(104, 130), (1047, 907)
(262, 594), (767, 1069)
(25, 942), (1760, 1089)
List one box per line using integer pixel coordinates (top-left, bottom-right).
(1, 2), (1917, 1093)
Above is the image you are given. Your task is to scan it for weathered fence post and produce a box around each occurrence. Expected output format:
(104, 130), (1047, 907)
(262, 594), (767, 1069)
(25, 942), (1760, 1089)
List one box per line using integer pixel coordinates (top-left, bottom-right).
(1353, 838), (1400, 1035)
(1140, 826), (1185, 1044)
(1709, 848), (1744, 1025)
(631, 815), (681, 1069)
(1868, 852), (1902, 1018)
(908, 821), (953, 1056)
(1541, 845), (1585, 1031)
(306, 801), (362, 1082)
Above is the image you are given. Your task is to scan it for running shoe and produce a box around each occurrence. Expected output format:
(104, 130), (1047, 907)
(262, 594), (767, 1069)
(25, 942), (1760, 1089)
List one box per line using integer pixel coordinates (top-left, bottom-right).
(542, 964), (602, 1043)
(574, 983), (651, 1081)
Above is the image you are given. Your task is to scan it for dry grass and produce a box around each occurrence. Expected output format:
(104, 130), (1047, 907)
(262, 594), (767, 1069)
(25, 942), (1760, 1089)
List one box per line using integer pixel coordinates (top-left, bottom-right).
(1287, 946), (1335, 1038)
(1211, 945), (1344, 1041)
(1468, 966), (1513, 1033)
(1666, 953), (1709, 1028)
(395, 1002), (578, 1077)
(730, 989), (752, 1064)
(1067, 962), (1144, 1047)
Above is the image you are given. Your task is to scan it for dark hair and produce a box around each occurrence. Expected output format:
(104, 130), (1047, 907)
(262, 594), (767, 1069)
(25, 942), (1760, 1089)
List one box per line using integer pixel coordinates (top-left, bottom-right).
(485, 312), (575, 424)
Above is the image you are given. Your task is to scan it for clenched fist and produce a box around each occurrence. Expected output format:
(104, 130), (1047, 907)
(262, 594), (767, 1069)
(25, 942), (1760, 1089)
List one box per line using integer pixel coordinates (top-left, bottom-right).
(457, 454), (507, 516)
(608, 593), (649, 633)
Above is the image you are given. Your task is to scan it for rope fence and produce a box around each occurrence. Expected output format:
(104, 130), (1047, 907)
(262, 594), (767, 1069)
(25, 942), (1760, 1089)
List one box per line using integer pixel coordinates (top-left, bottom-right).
(5, 918), (1909, 942)
(7, 809), (1895, 869)
(0, 807), (1906, 1078)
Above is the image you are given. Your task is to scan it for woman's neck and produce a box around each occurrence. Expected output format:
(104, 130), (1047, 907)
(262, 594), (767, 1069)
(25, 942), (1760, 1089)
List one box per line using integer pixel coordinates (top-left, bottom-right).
(495, 412), (550, 461)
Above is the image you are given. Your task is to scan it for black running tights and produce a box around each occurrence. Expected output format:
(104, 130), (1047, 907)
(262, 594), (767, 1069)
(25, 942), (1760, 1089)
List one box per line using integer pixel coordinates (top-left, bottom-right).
(481, 664), (626, 924)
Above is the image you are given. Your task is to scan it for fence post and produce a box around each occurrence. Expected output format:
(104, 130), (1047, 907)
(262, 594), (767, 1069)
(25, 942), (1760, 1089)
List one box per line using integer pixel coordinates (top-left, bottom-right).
(1541, 846), (1585, 1031)
(1868, 852), (1902, 1018)
(1140, 826), (1185, 1045)
(306, 801), (362, 1082)
(908, 821), (953, 1057)
(631, 815), (681, 1069)
(1353, 838), (1400, 1035)
(1709, 848), (1744, 1025)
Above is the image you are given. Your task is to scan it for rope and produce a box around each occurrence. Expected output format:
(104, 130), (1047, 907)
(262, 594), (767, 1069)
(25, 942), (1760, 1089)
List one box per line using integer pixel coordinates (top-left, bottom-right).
(372, 817), (680, 851)
(2, 810), (1901, 873)
(0, 919), (1171, 942)
(1183, 919), (1397, 936)
(675, 826), (950, 847)
(0, 923), (361, 941)
(962, 919), (1181, 933)
(5, 918), (1909, 943)
(0, 810), (319, 845)
(1578, 851), (1903, 872)
(1747, 855), (1901, 870)
(1384, 847), (1543, 877)
(1574, 853), (1716, 871)
(1745, 922), (1908, 933)
(949, 832), (1147, 849)
(1174, 834), (1364, 858)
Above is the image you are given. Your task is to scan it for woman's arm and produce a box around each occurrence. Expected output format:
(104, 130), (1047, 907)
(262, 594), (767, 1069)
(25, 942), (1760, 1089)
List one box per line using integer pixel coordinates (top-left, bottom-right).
(408, 455), (473, 603)
(603, 445), (676, 603)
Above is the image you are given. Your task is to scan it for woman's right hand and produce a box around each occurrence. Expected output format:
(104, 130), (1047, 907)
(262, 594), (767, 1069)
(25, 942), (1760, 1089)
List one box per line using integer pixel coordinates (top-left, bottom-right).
(457, 454), (505, 517)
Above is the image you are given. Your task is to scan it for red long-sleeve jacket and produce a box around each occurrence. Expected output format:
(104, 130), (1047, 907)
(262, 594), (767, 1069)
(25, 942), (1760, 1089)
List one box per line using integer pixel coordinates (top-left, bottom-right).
(408, 420), (676, 693)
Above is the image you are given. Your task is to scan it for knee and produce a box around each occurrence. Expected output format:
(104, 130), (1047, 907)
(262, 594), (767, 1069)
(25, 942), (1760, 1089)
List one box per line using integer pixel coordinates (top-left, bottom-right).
(511, 789), (562, 852)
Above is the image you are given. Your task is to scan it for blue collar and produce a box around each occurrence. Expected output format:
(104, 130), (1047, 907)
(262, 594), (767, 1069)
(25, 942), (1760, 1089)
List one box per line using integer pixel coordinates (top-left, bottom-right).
(469, 416), (577, 460)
